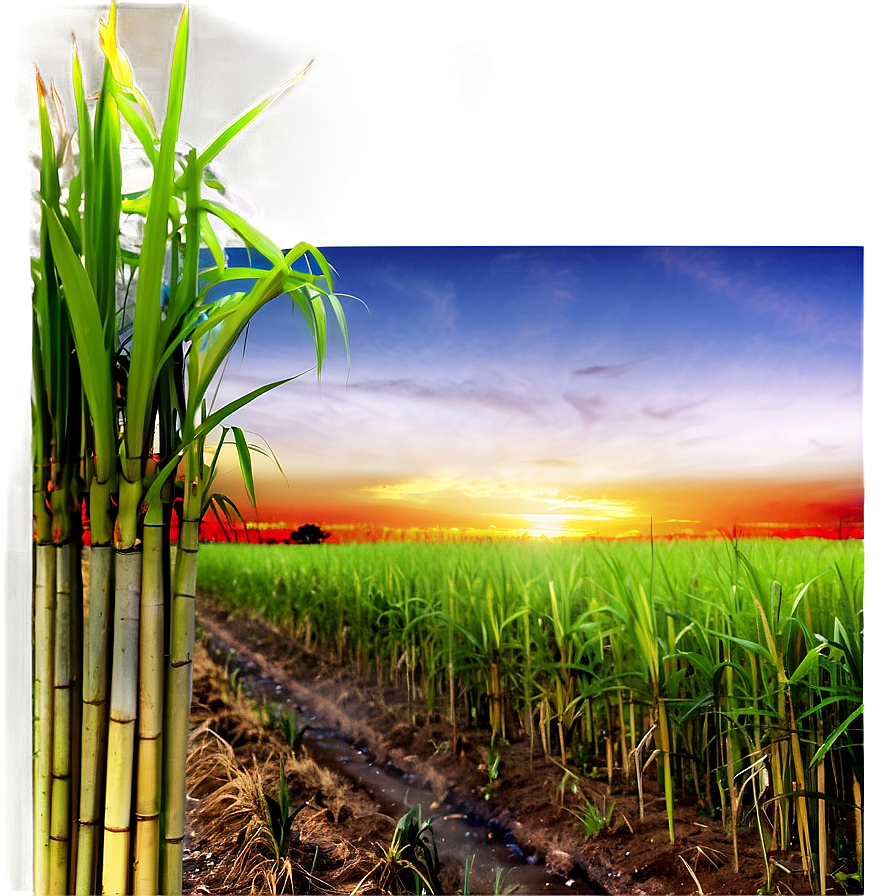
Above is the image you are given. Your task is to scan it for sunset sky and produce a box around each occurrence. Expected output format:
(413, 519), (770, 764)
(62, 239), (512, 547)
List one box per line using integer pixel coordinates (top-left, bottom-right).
(208, 245), (863, 539)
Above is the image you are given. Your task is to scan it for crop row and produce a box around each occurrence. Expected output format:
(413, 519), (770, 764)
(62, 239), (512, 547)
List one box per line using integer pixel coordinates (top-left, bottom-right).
(197, 537), (863, 892)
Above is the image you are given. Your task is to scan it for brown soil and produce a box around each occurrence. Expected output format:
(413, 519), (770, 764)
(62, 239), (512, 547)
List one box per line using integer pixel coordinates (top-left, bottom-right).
(183, 638), (396, 894)
(191, 596), (817, 895)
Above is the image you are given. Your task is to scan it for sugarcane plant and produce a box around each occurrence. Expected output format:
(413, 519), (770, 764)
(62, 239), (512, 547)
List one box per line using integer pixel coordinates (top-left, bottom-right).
(31, 4), (349, 893)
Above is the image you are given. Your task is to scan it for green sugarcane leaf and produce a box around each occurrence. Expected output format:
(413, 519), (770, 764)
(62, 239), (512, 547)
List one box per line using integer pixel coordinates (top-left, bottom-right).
(206, 498), (231, 539)
(192, 60), (314, 173)
(160, 149), (200, 351)
(286, 241), (336, 294)
(99, 4), (159, 149)
(786, 643), (825, 686)
(200, 200), (287, 267)
(807, 704), (863, 770)
(764, 788), (861, 812)
(667, 650), (715, 682)
(795, 693), (863, 723)
(44, 205), (116, 483)
(91, 84), (122, 336)
(310, 291), (327, 375)
(199, 210), (226, 274)
(191, 378), (298, 447)
(192, 273), (296, 405)
(207, 492), (244, 524)
(789, 574), (825, 617)
(35, 74), (61, 209)
(72, 40), (92, 193)
(151, 305), (228, 387)
(230, 426), (256, 508)
(126, 3), (189, 459)
(709, 630), (775, 666)
(142, 451), (183, 510)
(324, 292), (351, 373)
(65, 172), (83, 245)
(199, 266), (316, 288)
(114, 90), (159, 164)
(711, 660), (752, 694)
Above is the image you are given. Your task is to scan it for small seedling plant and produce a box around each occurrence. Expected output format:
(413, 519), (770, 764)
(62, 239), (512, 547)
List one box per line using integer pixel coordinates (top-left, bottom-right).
(354, 805), (442, 895)
(570, 793), (618, 840)
(261, 760), (300, 862)
(480, 743), (502, 800)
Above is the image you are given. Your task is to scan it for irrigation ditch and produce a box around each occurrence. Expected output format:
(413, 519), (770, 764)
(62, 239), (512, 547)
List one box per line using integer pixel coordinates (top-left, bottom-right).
(196, 607), (599, 894)
(190, 597), (815, 895)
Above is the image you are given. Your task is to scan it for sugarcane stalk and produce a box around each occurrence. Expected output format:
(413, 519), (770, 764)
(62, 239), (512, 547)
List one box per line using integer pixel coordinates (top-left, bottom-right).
(852, 771), (863, 885)
(75, 539), (112, 894)
(787, 688), (814, 887)
(539, 696), (551, 760)
(617, 688), (630, 781)
(49, 540), (78, 893)
(657, 694), (675, 843)
(817, 718), (827, 896)
(161, 455), (200, 894)
(68, 542), (83, 892)
(133, 496), (165, 894)
(725, 730), (739, 873)
(73, 474), (115, 894)
(102, 547), (141, 895)
(33, 542), (57, 896)
(601, 698), (612, 788)
(555, 679), (567, 765)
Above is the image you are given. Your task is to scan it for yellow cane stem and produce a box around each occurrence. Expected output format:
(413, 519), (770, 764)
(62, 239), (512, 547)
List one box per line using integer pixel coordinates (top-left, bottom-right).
(75, 542), (112, 895)
(49, 541), (78, 894)
(817, 727), (827, 896)
(134, 508), (165, 895)
(161, 510), (199, 895)
(853, 772), (863, 885)
(787, 690), (813, 886)
(33, 543), (56, 896)
(658, 697), (675, 843)
(102, 548), (141, 895)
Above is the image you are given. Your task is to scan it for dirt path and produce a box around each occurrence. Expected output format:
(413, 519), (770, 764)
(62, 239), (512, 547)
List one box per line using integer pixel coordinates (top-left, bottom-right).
(195, 597), (813, 896)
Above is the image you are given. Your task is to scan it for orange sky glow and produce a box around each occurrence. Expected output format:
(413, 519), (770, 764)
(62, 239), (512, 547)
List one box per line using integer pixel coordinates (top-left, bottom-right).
(205, 466), (863, 543)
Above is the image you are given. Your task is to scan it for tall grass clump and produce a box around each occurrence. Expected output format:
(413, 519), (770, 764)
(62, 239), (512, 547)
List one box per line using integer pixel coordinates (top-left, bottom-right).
(31, 5), (348, 892)
(198, 535), (863, 891)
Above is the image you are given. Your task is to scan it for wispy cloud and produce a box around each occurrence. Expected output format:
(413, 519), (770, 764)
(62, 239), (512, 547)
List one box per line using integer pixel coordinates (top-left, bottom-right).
(349, 377), (541, 415)
(563, 391), (608, 425)
(648, 247), (860, 345)
(641, 397), (710, 421)
(572, 354), (657, 377)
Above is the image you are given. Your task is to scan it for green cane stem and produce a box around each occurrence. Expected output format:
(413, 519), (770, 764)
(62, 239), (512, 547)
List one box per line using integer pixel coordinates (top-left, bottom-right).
(33, 542), (57, 896)
(49, 541), (78, 893)
(102, 548), (141, 895)
(160, 481), (199, 894)
(133, 497), (165, 895)
(75, 539), (112, 895)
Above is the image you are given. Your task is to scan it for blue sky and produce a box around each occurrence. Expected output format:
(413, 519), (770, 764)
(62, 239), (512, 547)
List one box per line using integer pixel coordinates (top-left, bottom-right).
(210, 245), (863, 536)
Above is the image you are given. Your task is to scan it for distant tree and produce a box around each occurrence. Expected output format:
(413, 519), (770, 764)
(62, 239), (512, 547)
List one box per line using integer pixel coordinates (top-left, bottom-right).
(289, 523), (331, 545)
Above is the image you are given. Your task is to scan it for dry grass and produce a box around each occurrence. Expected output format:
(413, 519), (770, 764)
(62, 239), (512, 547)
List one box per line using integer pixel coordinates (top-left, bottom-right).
(184, 644), (382, 894)
(188, 727), (296, 893)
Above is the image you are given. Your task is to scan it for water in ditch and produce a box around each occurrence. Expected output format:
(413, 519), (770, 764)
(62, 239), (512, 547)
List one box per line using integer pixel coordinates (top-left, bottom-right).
(203, 629), (603, 894)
